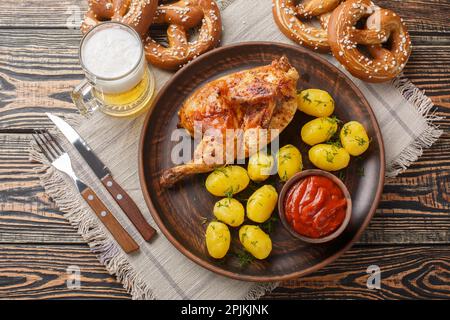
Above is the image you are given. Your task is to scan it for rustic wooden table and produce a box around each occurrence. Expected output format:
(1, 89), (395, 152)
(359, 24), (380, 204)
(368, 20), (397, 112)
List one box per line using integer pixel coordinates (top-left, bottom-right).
(0, 0), (449, 299)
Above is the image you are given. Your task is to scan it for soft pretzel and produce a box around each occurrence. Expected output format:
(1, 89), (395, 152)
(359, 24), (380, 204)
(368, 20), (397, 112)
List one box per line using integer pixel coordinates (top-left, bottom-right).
(144, 0), (222, 70)
(272, 0), (343, 52)
(81, 0), (158, 37)
(328, 0), (412, 82)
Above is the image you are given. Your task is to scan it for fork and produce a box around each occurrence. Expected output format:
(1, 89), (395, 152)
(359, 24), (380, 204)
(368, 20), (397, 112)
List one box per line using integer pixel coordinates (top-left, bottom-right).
(32, 130), (139, 254)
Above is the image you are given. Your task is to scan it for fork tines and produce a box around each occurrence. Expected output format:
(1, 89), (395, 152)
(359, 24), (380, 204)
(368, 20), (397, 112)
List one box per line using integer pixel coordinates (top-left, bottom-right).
(32, 130), (65, 162)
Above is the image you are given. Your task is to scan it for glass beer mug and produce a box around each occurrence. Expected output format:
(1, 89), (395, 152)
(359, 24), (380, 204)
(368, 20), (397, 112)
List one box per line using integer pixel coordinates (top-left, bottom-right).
(72, 22), (155, 117)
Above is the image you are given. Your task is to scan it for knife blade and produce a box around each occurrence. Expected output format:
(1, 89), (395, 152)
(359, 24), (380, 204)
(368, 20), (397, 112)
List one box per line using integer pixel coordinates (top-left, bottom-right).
(47, 113), (156, 241)
(47, 113), (109, 177)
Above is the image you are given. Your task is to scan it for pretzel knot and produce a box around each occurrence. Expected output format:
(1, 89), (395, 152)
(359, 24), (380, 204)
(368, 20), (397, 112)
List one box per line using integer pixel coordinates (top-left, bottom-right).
(272, 0), (343, 52)
(328, 0), (411, 82)
(81, 0), (158, 36)
(144, 0), (222, 70)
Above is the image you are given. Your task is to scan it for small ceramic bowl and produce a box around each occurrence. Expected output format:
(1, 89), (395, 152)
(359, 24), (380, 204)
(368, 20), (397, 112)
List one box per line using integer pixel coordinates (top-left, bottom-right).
(278, 169), (352, 244)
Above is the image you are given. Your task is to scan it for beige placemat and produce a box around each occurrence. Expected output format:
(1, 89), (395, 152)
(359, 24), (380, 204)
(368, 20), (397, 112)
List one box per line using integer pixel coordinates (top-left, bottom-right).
(31, 0), (442, 299)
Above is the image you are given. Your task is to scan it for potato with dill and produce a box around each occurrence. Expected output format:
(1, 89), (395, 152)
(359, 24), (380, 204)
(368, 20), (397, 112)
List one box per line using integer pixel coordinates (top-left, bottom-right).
(276, 144), (303, 181)
(247, 185), (278, 223)
(301, 117), (339, 146)
(309, 144), (350, 171)
(213, 198), (245, 227)
(340, 121), (370, 156)
(247, 152), (274, 182)
(205, 166), (249, 197)
(206, 221), (231, 259)
(239, 225), (272, 260)
(297, 89), (335, 117)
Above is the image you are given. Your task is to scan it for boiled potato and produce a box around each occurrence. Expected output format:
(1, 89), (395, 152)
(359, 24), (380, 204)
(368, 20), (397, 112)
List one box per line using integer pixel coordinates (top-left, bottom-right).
(297, 89), (335, 117)
(247, 185), (278, 223)
(205, 166), (249, 197)
(239, 225), (272, 260)
(206, 222), (230, 259)
(340, 121), (370, 156)
(301, 117), (339, 146)
(309, 144), (350, 171)
(247, 152), (274, 182)
(213, 198), (245, 227)
(276, 144), (303, 181)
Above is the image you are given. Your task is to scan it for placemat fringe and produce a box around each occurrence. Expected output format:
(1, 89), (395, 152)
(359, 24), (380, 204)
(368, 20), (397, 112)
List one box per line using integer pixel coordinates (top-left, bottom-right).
(244, 282), (279, 300)
(29, 137), (155, 300)
(387, 75), (443, 177)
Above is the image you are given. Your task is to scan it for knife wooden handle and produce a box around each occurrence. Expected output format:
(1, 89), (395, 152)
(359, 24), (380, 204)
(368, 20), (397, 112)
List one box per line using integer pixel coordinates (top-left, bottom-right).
(81, 187), (139, 253)
(101, 174), (156, 241)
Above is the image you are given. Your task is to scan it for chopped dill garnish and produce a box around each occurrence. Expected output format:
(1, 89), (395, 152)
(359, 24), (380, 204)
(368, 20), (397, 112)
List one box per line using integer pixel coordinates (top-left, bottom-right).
(314, 99), (328, 106)
(327, 137), (342, 148)
(342, 125), (351, 136)
(302, 92), (311, 103)
(328, 115), (342, 125)
(213, 166), (229, 177)
(224, 190), (233, 198)
(326, 150), (335, 163)
(224, 185), (239, 198)
(200, 216), (208, 225)
(354, 136), (367, 146)
(235, 250), (255, 268)
(337, 171), (346, 181)
(217, 198), (231, 208)
(280, 153), (292, 165)
(261, 215), (279, 234)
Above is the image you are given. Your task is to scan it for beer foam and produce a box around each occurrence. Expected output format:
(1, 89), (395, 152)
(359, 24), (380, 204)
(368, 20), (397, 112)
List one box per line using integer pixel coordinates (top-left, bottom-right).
(82, 27), (141, 79)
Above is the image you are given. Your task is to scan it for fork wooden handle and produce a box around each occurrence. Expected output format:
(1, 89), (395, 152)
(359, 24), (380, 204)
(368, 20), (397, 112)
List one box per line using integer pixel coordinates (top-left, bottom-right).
(101, 174), (157, 241)
(81, 187), (139, 253)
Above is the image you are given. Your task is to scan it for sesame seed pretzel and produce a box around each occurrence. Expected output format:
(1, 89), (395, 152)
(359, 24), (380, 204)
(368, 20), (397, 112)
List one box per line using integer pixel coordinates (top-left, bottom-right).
(144, 0), (222, 70)
(328, 0), (412, 82)
(81, 0), (158, 37)
(272, 0), (343, 52)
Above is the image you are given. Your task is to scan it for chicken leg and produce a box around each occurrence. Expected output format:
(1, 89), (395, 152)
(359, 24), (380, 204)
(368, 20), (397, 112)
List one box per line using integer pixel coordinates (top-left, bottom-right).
(161, 56), (299, 187)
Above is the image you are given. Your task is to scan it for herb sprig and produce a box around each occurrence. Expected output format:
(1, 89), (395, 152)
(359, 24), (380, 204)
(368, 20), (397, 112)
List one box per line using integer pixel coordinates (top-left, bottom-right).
(235, 250), (255, 268)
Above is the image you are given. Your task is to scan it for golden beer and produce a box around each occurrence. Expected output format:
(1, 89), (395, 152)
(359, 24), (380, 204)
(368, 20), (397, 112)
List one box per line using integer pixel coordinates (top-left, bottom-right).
(72, 22), (155, 117)
(93, 67), (155, 117)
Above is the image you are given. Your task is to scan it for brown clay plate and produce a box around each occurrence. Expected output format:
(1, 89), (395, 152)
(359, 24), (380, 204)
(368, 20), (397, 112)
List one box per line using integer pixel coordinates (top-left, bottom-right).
(139, 42), (385, 282)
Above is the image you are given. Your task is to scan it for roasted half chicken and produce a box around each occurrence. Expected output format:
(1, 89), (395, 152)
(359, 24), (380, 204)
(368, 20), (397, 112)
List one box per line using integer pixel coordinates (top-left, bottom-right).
(161, 56), (299, 187)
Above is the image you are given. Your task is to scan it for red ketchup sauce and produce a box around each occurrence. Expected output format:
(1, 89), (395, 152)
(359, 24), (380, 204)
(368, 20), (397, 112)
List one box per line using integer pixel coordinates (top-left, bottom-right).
(284, 176), (347, 238)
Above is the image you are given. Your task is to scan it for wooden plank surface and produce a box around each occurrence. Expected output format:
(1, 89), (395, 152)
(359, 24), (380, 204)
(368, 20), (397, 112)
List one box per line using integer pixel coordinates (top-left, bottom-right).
(0, 0), (449, 299)
(0, 244), (129, 299)
(1, 244), (449, 299)
(269, 245), (450, 299)
(0, 0), (449, 35)
(0, 134), (83, 244)
(0, 30), (80, 130)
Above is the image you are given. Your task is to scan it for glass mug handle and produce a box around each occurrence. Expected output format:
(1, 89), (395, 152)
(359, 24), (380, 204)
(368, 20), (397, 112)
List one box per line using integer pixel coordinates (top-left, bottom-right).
(71, 79), (100, 116)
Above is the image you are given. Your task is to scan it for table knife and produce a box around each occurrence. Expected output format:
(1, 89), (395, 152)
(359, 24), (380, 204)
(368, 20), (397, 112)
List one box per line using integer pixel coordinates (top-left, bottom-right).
(47, 113), (156, 241)
(33, 131), (139, 254)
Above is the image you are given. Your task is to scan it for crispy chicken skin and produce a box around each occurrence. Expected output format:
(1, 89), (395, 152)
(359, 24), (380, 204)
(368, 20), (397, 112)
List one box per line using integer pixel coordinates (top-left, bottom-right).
(161, 56), (299, 187)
